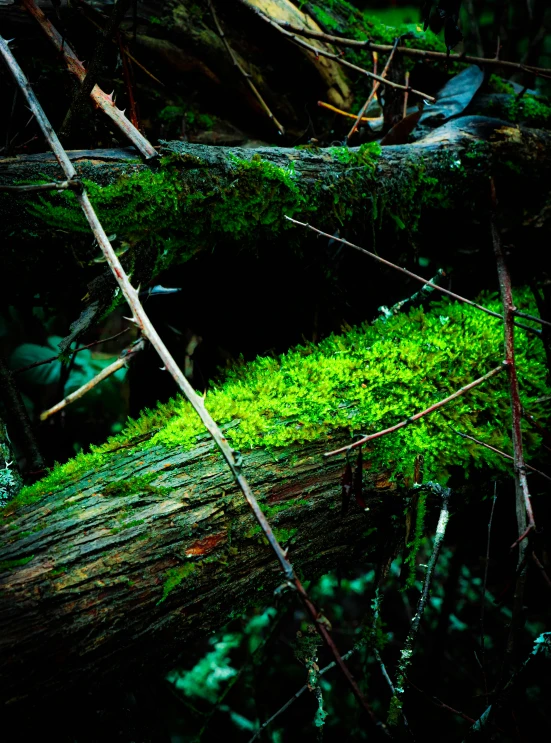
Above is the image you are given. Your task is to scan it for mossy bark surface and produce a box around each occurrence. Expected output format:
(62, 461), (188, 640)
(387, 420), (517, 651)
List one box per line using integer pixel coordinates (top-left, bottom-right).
(0, 431), (402, 705)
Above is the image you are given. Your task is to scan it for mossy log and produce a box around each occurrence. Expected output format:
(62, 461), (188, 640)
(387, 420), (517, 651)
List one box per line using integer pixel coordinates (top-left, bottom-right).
(2, 117), (551, 309)
(1, 289), (549, 706)
(0, 431), (403, 705)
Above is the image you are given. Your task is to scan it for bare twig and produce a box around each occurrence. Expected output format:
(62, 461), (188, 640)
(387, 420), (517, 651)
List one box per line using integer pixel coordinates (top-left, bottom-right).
(317, 100), (380, 123)
(40, 339), (144, 421)
(206, 0), (284, 135)
(269, 19), (551, 80)
(13, 328), (131, 376)
(21, 0), (157, 159)
(0, 35), (377, 723)
(249, 646), (359, 742)
(325, 364), (505, 459)
(238, 1), (435, 103)
(0, 179), (82, 192)
(284, 217), (540, 335)
(390, 485), (451, 722)
(407, 677), (478, 725)
(480, 484), (497, 706)
(347, 37), (400, 141)
(453, 429), (551, 482)
(491, 180), (535, 550)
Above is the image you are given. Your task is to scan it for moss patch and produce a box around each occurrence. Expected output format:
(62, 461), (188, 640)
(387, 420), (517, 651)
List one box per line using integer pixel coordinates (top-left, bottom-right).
(7, 288), (549, 517)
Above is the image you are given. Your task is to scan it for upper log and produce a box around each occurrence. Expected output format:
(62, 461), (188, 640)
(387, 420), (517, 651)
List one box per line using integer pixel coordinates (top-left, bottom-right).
(2, 117), (551, 307)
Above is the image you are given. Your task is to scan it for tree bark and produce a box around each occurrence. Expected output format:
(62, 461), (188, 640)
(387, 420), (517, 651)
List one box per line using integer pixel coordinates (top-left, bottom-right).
(0, 430), (403, 705)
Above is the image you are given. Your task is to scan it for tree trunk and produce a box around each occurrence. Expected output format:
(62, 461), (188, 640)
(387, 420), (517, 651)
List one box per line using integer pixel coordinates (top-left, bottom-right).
(0, 430), (402, 705)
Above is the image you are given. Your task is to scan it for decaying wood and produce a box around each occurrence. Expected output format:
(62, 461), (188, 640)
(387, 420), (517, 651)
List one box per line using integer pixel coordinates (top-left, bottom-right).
(0, 431), (403, 704)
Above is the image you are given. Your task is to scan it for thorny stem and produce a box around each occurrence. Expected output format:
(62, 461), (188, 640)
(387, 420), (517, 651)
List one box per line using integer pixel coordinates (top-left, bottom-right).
(206, 0), (285, 135)
(389, 485), (451, 724)
(347, 37), (400, 141)
(284, 217), (541, 334)
(270, 20), (551, 80)
(490, 180), (535, 550)
(238, 1), (436, 103)
(325, 364), (505, 458)
(0, 35), (376, 722)
(58, 0), (133, 138)
(22, 0), (156, 159)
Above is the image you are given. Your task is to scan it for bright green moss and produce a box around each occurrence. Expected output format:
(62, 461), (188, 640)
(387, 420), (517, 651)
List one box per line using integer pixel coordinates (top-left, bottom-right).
(158, 562), (197, 604)
(6, 289), (550, 516)
(504, 94), (551, 129)
(0, 555), (34, 571)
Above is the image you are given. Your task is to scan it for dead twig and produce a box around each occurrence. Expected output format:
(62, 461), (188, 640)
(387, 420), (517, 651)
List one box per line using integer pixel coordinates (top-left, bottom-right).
(238, 2), (435, 103)
(269, 19), (551, 81)
(347, 37), (400, 141)
(0, 35), (379, 724)
(325, 365), (505, 458)
(317, 100), (380, 123)
(206, 0), (284, 135)
(453, 429), (551, 482)
(13, 327), (131, 376)
(40, 339), (144, 421)
(21, 0), (156, 159)
(284, 217), (540, 335)
(0, 179), (82, 192)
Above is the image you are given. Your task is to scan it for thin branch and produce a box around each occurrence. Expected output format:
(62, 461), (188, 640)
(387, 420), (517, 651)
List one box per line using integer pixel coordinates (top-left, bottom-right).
(249, 646), (359, 742)
(0, 179), (83, 193)
(206, 0), (285, 135)
(480, 484), (497, 706)
(21, 0), (157, 159)
(39, 339), (144, 421)
(491, 180), (536, 549)
(269, 19), (551, 80)
(325, 364), (505, 459)
(406, 678), (477, 725)
(390, 484), (451, 722)
(347, 37), (400, 141)
(317, 100), (380, 123)
(453, 429), (551, 482)
(284, 217), (540, 336)
(13, 328), (131, 376)
(238, 1), (435, 103)
(58, 0), (133, 138)
(0, 35), (377, 723)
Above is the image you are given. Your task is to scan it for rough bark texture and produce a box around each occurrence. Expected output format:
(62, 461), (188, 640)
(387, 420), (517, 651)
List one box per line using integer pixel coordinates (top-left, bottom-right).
(0, 430), (403, 705)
